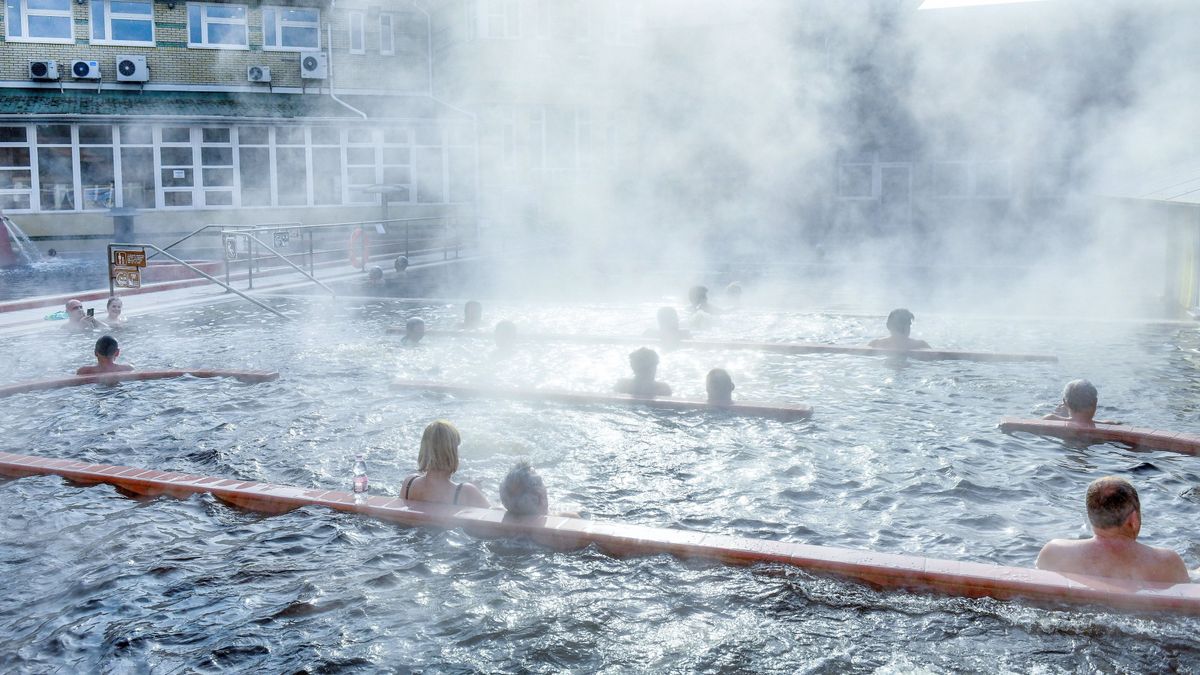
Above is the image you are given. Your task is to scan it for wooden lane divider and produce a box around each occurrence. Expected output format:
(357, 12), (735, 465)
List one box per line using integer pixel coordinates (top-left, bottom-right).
(999, 418), (1200, 457)
(0, 370), (279, 399)
(390, 379), (813, 421)
(387, 328), (1057, 363)
(0, 450), (1196, 615)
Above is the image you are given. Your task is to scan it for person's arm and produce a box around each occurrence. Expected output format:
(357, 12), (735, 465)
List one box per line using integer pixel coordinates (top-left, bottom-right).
(1157, 549), (1191, 584)
(867, 338), (885, 348)
(458, 483), (490, 508)
(1042, 413), (1070, 421)
(1035, 540), (1066, 571)
(76, 365), (96, 375)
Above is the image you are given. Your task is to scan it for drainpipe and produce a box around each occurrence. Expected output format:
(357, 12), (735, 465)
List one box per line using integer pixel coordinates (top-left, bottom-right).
(326, 7), (368, 120)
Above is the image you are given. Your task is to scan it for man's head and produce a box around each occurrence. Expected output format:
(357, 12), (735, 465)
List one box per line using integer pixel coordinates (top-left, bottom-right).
(688, 285), (709, 308)
(1062, 379), (1098, 416)
(706, 368), (735, 404)
(395, 256), (409, 272)
(500, 460), (549, 516)
(66, 299), (85, 322)
(629, 347), (660, 379)
(494, 320), (517, 351)
(725, 282), (743, 305)
(368, 266), (384, 283)
(886, 309), (916, 337)
(1086, 476), (1140, 532)
(94, 335), (119, 361)
(464, 300), (483, 328)
(656, 306), (680, 333)
(405, 317), (425, 343)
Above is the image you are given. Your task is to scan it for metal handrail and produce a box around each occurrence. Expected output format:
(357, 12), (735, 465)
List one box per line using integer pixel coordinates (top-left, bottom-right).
(145, 222), (301, 262)
(241, 233), (337, 297)
(108, 243), (288, 321)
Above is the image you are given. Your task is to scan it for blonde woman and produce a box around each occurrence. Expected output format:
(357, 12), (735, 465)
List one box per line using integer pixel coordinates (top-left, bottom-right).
(401, 420), (490, 508)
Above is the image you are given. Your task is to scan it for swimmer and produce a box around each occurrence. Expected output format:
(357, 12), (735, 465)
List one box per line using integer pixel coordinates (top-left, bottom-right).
(367, 266), (384, 284)
(687, 285), (724, 315)
(493, 319), (517, 359)
(64, 299), (107, 332)
(1036, 476), (1188, 584)
(643, 306), (691, 346)
(400, 420), (490, 508)
(500, 460), (580, 518)
(76, 335), (134, 375)
(706, 368), (735, 405)
(401, 317), (425, 346)
(615, 347), (672, 397)
(867, 308), (930, 350)
(724, 282), (743, 308)
(105, 296), (126, 325)
(462, 300), (483, 330)
(395, 256), (409, 273)
(1043, 379), (1118, 426)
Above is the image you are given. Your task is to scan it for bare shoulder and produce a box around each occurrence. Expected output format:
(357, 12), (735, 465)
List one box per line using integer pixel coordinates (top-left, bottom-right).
(867, 338), (885, 348)
(76, 366), (97, 375)
(913, 339), (931, 349)
(1149, 545), (1190, 583)
(1035, 538), (1079, 570)
(460, 482), (490, 508)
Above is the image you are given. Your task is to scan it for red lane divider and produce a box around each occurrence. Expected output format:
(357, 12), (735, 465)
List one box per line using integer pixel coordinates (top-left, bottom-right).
(391, 379), (813, 421)
(388, 328), (1058, 363)
(0, 450), (1196, 614)
(0, 369), (279, 398)
(999, 418), (1200, 457)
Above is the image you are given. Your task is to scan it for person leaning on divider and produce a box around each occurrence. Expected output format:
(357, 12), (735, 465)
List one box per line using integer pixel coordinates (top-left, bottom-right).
(400, 420), (489, 508)
(1043, 379), (1119, 426)
(76, 335), (134, 375)
(867, 308), (930, 350)
(615, 347), (672, 397)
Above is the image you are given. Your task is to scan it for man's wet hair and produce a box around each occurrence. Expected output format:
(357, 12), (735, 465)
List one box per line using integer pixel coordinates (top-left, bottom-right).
(886, 308), (916, 336)
(688, 285), (709, 308)
(1062, 379), (1098, 413)
(500, 460), (549, 516)
(629, 347), (660, 376)
(95, 335), (119, 359)
(706, 368), (735, 403)
(368, 266), (384, 282)
(406, 317), (425, 334)
(1086, 476), (1140, 530)
(394, 256), (409, 272)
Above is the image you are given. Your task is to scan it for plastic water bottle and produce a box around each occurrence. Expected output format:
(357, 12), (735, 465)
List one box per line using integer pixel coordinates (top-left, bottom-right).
(352, 454), (368, 505)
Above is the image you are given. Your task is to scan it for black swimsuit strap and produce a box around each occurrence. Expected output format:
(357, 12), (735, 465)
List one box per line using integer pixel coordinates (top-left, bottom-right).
(403, 475), (416, 499)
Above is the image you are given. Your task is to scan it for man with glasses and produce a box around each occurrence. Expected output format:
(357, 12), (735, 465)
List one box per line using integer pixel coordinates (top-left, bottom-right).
(1036, 476), (1188, 583)
(64, 299), (107, 332)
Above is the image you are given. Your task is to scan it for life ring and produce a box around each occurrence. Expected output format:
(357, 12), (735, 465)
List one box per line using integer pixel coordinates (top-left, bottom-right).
(349, 228), (370, 268)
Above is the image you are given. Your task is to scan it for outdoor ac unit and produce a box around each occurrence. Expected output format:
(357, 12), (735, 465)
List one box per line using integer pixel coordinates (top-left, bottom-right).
(29, 60), (60, 81)
(71, 60), (101, 80)
(116, 55), (149, 82)
(247, 65), (271, 83)
(300, 53), (328, 79)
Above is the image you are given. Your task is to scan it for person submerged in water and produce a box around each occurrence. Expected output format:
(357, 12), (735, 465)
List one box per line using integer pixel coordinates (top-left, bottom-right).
(400, 420), (490, 508)
(724, 282), (743, 309)
(867, 308), (930, 350)
(401, 317), (425, 346)
(1036, 476), (1188, 584)
(499, 460), (581, 518)
(64, 299), (107, 332)
(706, 368), (735, 405)
(615, 347), (672, 397)
(492, 319), (518, 360)
(105, 296), (127, 326)
(643, 306), (691, 346)
(462, 300), (483, 330)
(76, 335), (134, 375)
(1043, 379), (1118, 426)
(688, 285), (724, 315)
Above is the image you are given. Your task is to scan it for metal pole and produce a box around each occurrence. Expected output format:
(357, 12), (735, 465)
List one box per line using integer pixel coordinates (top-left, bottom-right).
(405, 223), (410, 257)
(106, 244), (114, 297)
(243, 233), (336, 297)
(247, 236), (254, 290)
(308, 230), (314, 277)
(361, 227), (367, 272)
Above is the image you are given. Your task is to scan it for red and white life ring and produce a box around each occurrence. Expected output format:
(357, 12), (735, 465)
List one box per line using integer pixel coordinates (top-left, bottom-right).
(349, 227), (370, 268)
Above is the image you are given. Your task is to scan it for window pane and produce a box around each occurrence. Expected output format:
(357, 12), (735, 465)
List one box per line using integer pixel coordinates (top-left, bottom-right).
(28, 0), (69, 10)
(206, 4), (244, 19)
(111, 1), (151, 15)
(7, 1), (23, 37)
(120, 146), (154, 208)
(382, 128), (408, 144)
(284, 8), (317, 22)
(0, 127), (28, 143)
(207, 22), (246, 45)
(0, 148), (31, 167)
(349, 13), (363, 50)
(0, 195), (31, 210)
(119, 124), (152, 145)
(204, 190), (233, 206)
(281, 25), (317, 48)
(164, 191), (192, 206)
(160, 147), (193, 166)
(310, 127), (338, 145)
(111, 18), (153, 42)
(161, 167), (192, 187)
(78, 125), (112, 145)
(161, 127), (190, 143)
(383, 166), (410, 185)
(263, 7), (276, 45)
(0, 170), (32, 189)
(275, 127), (304, 145)
(201, 127), (230, 144)
(348, 167), (375, 184)
(37, 147), (74, 211)
(91, 0), (106, 39)
(383, 147), (409, 164)
(201, 147), (233, 166)
(37, 125), (71, 144)
(238, 127), (268, 145)
(380, 15), (393, 53)
(275, 147), (306, 205)
(347, 147), (374, 165)
(188, 4), (202, 42)
(238, 147), (270, 206)
(80, 147), (115, 209)
(202, 167), (233, 186)
(347, 128), (373, 144)
(312, 147), (341, 205)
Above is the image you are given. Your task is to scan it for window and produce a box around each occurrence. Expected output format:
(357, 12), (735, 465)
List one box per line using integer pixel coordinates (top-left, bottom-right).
(379, 13), (393, 55)
(5, 0), (74, 43)
(36, 125), (74, 211)
(238, 127), (271, 207)
(118, 124), (154, 208)
(346, 128), (378, 203)
(348, 11), (364, 54)
(159, 126), (194, 207)
(415, 125), (444, 203)
(381, 127), (412, 203)
(311, 127), (342, 206)
(90, 0), (153, 45)
(262, 5), (318, 51)
(275, 126), (307, 206)
(481, 0), (518, 39)
(187, 2), (247, 49)
(200, 127), (234, 206)
(78, 125), (114, 210)
(0, 127), (33, 211)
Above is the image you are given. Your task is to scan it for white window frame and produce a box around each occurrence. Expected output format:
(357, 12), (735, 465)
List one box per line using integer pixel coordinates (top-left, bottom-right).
(348, 10), (364, 54)
(261, 5), (320, 52)
(187, 2), (248, 50)
(89, 0), (155, 46)
(5, 0), (75, 44)
(0, 125), (35, 213)
(378, 12), (394, 55)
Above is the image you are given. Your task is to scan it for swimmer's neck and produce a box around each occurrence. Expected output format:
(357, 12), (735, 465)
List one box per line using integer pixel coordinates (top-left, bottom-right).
(1067, 409), (1096, 426)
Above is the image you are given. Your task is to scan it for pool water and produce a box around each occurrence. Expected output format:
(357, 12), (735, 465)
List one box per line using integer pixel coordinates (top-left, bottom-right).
(1, 297), (1199, 671)
(0, 257), (110, 302)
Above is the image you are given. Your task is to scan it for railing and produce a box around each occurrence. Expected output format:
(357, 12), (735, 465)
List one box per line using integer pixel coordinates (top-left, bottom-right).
(146, 222), (302, 263)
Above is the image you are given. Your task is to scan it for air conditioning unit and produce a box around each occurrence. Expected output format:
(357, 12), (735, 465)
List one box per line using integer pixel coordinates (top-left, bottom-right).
(29, 60), (60, 81)
(116, 55), (149, 82)
(247, 65), (271, 83)
(300, 53), (328, 79)
(71, 60), (101, 80)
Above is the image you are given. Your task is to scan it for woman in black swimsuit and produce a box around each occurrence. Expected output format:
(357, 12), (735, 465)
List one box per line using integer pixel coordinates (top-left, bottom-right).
(401, 420), (490, 508)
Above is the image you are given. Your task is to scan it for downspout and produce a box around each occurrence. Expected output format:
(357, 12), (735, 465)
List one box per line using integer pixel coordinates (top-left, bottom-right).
(326, 4), (368, 120)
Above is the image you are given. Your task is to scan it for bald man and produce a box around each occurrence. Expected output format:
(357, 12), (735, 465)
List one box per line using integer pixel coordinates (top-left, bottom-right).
(1036, 476), (1188, 584)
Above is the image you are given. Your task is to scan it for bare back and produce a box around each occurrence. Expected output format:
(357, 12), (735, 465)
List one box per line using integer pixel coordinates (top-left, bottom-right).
(402, 473), (489, 508)
(1036, 537), (1189, 584)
